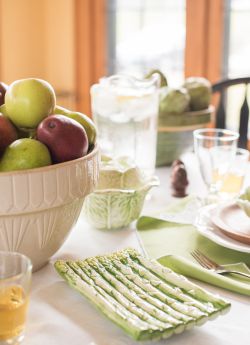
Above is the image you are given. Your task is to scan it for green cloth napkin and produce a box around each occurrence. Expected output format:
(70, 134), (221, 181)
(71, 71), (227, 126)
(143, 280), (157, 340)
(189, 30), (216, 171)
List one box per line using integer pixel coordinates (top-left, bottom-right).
(137, 197), (250, 296)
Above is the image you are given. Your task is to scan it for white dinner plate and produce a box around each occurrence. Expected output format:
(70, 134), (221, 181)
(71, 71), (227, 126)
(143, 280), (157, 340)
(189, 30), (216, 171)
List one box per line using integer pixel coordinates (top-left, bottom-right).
(211, 202), (250, 245)
(194, 204), (250, 253)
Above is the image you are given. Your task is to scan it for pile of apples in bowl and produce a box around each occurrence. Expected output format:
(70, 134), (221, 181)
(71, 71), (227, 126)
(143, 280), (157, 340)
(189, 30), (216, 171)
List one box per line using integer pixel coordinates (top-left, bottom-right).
(0, 78), (99, 271)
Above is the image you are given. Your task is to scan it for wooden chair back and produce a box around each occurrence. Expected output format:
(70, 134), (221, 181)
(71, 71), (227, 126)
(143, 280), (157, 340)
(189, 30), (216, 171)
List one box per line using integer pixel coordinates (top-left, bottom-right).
(212, 77), (250, 148)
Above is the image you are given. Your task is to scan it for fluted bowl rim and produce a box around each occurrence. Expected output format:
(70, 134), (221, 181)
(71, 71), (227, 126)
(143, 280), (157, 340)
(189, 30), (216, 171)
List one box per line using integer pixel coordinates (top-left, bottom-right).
(0, 143), (98, 177)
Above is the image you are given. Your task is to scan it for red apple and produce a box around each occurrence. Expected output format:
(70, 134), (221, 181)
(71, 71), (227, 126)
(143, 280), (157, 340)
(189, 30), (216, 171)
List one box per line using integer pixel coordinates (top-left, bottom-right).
(37, 114), (89, 163)
(0, 82), (8, 106)
(0, 114), (18, 154)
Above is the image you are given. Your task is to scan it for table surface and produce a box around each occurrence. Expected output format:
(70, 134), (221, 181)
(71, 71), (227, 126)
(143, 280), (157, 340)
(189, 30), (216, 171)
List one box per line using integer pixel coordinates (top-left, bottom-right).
(26, 154), (250, 345)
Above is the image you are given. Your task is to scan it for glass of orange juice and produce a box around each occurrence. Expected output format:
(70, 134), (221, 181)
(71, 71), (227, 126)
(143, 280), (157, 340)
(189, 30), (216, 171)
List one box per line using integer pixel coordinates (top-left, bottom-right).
(0, 252), (32, 345)
(218, 148), (249, 197)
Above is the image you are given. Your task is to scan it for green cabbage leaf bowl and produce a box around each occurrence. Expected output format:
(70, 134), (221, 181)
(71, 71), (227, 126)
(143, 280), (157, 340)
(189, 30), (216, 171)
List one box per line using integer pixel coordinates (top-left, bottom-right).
(236, 187), (250, 217)
(83, 157), (159, 229)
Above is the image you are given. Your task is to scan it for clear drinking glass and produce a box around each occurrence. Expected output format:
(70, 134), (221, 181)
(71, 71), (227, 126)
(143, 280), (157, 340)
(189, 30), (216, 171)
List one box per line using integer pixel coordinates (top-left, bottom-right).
(219, 148), (249, 197)
(0, 252), (32, 345)
(90, 74), (160, 178)
(193, 128), (239, 199)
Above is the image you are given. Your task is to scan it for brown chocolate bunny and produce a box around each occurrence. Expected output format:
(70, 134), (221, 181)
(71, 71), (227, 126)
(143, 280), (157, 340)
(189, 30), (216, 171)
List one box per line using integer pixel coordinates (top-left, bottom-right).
(170, 160), (189, 197)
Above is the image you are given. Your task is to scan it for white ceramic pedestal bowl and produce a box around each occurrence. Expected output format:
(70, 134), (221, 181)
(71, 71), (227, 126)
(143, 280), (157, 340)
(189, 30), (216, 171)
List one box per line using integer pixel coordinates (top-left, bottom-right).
(0, 145), (99, 271)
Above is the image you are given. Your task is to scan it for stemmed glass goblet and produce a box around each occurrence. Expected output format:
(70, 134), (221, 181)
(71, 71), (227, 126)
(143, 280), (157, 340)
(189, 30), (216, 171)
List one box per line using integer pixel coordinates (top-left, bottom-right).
(193, 128), (239, 203)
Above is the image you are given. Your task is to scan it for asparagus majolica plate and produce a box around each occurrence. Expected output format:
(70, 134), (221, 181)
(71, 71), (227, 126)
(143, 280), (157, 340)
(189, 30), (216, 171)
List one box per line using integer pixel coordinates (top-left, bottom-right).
(54, 248), (230, 342)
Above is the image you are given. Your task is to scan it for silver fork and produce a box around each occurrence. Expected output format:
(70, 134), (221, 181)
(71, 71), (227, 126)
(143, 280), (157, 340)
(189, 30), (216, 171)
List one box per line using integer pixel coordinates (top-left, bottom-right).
(191, 249), (250, 279)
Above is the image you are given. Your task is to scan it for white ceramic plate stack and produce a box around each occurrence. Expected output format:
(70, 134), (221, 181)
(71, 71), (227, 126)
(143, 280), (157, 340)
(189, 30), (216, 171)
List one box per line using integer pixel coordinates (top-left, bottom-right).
(195, 202), (250, 253)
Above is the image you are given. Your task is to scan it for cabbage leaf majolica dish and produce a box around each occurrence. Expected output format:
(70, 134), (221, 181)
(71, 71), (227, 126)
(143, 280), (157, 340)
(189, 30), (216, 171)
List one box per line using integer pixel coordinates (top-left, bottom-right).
(83, 156), (159, 229)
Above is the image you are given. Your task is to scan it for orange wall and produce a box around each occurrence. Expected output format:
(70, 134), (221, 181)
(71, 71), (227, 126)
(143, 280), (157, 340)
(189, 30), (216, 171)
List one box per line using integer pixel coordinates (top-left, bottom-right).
(0, 0), (76, 108)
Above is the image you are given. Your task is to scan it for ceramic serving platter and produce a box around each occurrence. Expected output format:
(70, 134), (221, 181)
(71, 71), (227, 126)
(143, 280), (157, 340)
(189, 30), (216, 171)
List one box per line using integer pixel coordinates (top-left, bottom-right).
(55, 248), (230, 342)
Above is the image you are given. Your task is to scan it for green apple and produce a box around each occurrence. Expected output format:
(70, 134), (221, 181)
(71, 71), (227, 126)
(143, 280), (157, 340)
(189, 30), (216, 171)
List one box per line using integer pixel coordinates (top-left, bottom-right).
(183, 77), (211, 111)
(54, 105), (97, 147)
(0, 104), (7, 116)
(159, 87), (190, 115)
(5, 78), (56, 129)
(54, 105), (68, 115)
(1, 103), (37, 139)
(0, 138), (52, 172)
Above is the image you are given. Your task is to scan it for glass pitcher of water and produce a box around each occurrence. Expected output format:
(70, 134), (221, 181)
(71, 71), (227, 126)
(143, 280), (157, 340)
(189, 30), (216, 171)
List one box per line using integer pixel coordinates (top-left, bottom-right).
(90, 74), (160, 177)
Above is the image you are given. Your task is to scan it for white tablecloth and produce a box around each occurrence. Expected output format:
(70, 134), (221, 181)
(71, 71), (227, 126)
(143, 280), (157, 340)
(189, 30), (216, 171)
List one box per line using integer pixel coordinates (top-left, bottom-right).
(26, 154), (250, 345)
